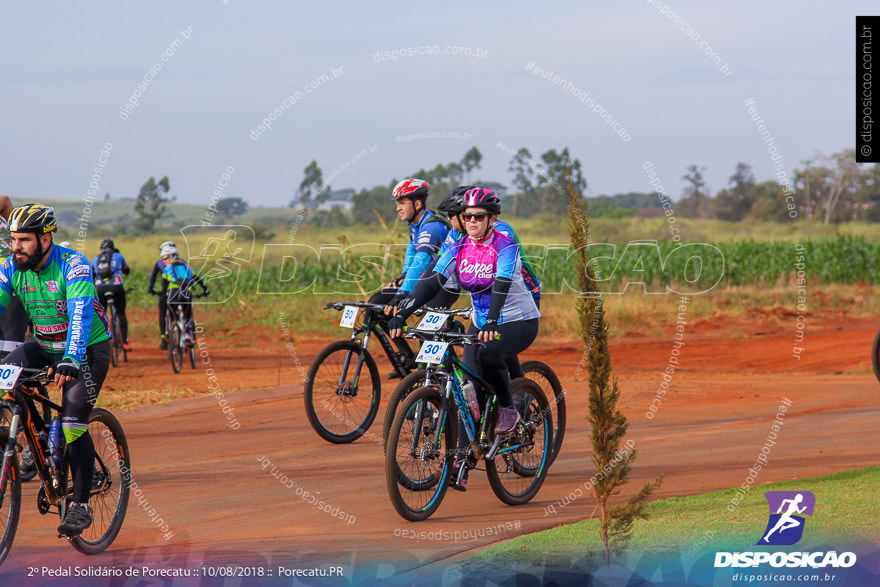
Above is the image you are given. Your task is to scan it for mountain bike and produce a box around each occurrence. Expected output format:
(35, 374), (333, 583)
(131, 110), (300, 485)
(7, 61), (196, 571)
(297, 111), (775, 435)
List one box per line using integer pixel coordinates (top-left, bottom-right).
(100, 287), (135, 368)
(379, 308), (566, 464)
(0, 366), (130, 566)
(166, 291), (207, 373)
(304, 301), (423, 444)
(384, 327), (552, 521)
(382, 359), (566, 464)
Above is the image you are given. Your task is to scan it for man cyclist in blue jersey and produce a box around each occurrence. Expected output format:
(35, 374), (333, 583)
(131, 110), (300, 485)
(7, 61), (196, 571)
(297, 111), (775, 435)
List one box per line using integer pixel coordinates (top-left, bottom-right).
(0, 204), (112, 536)
(92, 238), (131, 351)
(368, 178), (453, 377)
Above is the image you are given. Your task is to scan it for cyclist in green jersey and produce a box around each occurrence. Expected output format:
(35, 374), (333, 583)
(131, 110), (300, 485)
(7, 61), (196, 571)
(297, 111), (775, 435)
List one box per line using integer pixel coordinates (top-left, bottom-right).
(0, 204), (112, 536)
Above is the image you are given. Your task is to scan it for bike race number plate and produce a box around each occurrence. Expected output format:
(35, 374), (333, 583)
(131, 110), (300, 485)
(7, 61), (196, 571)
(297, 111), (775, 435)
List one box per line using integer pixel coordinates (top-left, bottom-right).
(416, 341), (449, 365)
(416, 311), (446, 331)
(0, 365), (23, 390)
(339, 306), (359, 328)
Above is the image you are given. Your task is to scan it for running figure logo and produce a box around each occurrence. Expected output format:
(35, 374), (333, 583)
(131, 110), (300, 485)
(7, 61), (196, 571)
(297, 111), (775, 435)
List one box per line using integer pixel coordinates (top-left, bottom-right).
(758, 491), (816, 546)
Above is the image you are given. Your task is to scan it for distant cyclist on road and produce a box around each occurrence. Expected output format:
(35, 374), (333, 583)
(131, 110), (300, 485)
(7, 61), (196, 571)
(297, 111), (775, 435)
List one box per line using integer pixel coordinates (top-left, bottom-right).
(160, 245), (209, 345)
(92, 238), (131, 351)
(0, 203), (112, 536)
(368, 178), (452, 376)
(148, 240), (184, 349)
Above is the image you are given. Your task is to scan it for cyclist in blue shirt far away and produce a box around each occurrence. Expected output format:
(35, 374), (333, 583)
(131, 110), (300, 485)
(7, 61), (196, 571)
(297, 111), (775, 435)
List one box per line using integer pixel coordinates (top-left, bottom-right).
(92, 238), (131, 351)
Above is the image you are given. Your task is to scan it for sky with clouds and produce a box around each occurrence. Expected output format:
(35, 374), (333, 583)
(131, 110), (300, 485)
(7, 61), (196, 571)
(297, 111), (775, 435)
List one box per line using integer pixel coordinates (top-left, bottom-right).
(0, 1), (871, 207)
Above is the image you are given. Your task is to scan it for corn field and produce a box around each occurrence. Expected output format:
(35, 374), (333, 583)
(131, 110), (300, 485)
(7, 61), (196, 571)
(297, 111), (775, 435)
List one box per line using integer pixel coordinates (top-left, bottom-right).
(121, 235), (880, 305)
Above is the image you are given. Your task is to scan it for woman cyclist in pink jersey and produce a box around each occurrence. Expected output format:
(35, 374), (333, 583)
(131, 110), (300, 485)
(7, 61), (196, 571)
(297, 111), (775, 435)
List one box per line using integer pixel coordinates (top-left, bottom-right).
(389, 187), (540, 442)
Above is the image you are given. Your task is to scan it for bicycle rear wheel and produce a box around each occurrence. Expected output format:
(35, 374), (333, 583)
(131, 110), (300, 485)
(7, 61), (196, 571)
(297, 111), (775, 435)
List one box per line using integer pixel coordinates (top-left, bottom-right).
(304, 340), (381, 444)
(65, 408), (131, 555)
(384, 386), (455, 521)
(0, 428), (22, 567)
(521, 360), (565, 464)
(169, 322), (183, 373)
(486, 378), (551, 505)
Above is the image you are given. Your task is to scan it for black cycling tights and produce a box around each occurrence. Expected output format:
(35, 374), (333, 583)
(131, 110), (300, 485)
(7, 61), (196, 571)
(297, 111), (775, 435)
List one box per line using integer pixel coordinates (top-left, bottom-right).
(462, 318), (539, 408)
(6, 339), (111, 503)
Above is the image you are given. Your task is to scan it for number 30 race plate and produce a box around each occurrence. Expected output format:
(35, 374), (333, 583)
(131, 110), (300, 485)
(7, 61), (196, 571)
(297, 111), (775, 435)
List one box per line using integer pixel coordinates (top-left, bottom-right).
(416, 311), (446, 331)
(0, 365), (23, 390)
(415, 341), (449, 364)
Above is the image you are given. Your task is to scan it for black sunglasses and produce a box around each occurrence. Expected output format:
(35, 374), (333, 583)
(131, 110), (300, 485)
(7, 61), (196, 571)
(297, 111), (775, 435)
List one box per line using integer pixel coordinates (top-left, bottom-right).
(461, 212), (489, 222)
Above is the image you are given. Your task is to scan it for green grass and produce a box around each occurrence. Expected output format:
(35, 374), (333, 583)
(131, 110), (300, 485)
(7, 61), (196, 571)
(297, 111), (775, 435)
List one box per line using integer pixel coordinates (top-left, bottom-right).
(472, 467), (880, 568)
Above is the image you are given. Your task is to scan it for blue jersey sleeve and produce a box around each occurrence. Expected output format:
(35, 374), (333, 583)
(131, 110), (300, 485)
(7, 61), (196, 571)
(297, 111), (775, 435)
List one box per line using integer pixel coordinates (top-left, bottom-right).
(400, 240), (415, 281)
(413, 221), (448, 255)
(63, 258), (97, 365)
(433, 240), (462, 280)
(437, 229), (462, 259)
(495, 241), (519, 280)
(0, 259), (14, 313)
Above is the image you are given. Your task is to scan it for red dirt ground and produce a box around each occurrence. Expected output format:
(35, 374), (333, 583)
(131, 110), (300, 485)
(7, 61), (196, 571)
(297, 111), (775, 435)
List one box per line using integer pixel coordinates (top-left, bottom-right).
(3, 307), (880, 583)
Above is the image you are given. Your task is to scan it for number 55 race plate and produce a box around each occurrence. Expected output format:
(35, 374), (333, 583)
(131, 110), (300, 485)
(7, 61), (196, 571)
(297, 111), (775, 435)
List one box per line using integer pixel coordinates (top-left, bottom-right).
(415, 341), (449, 365)
(0, 365), (23, 390)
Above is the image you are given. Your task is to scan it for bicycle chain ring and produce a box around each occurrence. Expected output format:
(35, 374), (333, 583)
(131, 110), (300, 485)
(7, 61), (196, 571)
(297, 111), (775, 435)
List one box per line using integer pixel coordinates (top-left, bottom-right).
(37, 485), (51, 515)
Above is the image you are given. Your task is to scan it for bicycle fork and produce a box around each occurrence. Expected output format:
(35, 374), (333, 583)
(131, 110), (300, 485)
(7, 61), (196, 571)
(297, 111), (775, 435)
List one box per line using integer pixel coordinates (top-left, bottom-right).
(0, 411), (20, 506)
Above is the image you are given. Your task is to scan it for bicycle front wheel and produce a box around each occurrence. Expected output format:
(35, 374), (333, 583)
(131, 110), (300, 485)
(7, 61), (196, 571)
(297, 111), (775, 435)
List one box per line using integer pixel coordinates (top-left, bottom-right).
(169, 322), (183, 373)
(0, 429), (22, 567)
(384, 386), (455, 522)
(304, 340), (381, 444)
(0, 406), (36, 483)
(65, 408), (131, 555)
(522, 360), (565, 464)
(486, 378), (551, 506)
(381, 369), (442, 450)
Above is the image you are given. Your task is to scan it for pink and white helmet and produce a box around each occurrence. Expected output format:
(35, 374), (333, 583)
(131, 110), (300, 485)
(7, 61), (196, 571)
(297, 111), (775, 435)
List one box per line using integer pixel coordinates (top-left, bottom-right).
(462, 187), (501, 215)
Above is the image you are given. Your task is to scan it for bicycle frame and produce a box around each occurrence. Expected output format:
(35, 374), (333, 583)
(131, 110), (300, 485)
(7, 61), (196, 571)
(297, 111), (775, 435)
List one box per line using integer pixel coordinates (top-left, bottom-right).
(406, 332), (513, 463)
(327, 302), (411, 387)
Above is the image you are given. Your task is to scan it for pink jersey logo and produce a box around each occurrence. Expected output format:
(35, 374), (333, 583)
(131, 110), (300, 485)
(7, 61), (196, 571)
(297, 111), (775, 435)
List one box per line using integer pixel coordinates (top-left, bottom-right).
(456, 241), (498, 290)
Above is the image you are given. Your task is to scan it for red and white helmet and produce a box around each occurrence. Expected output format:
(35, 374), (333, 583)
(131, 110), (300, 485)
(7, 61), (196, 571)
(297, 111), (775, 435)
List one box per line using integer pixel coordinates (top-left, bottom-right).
(391, 178), (429, 201)
(462, 187), (501, 215)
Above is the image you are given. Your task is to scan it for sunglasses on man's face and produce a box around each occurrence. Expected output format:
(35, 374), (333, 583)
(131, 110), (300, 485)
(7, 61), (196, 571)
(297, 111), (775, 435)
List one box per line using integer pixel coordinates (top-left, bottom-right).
(462, 212), (489, 222)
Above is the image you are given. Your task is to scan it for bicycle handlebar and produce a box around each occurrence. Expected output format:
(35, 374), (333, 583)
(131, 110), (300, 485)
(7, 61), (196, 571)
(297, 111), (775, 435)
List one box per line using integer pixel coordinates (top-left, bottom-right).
(324, 301), (386, 312)
(412, 306), (472, 318)
(403, 327), (491, 345)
